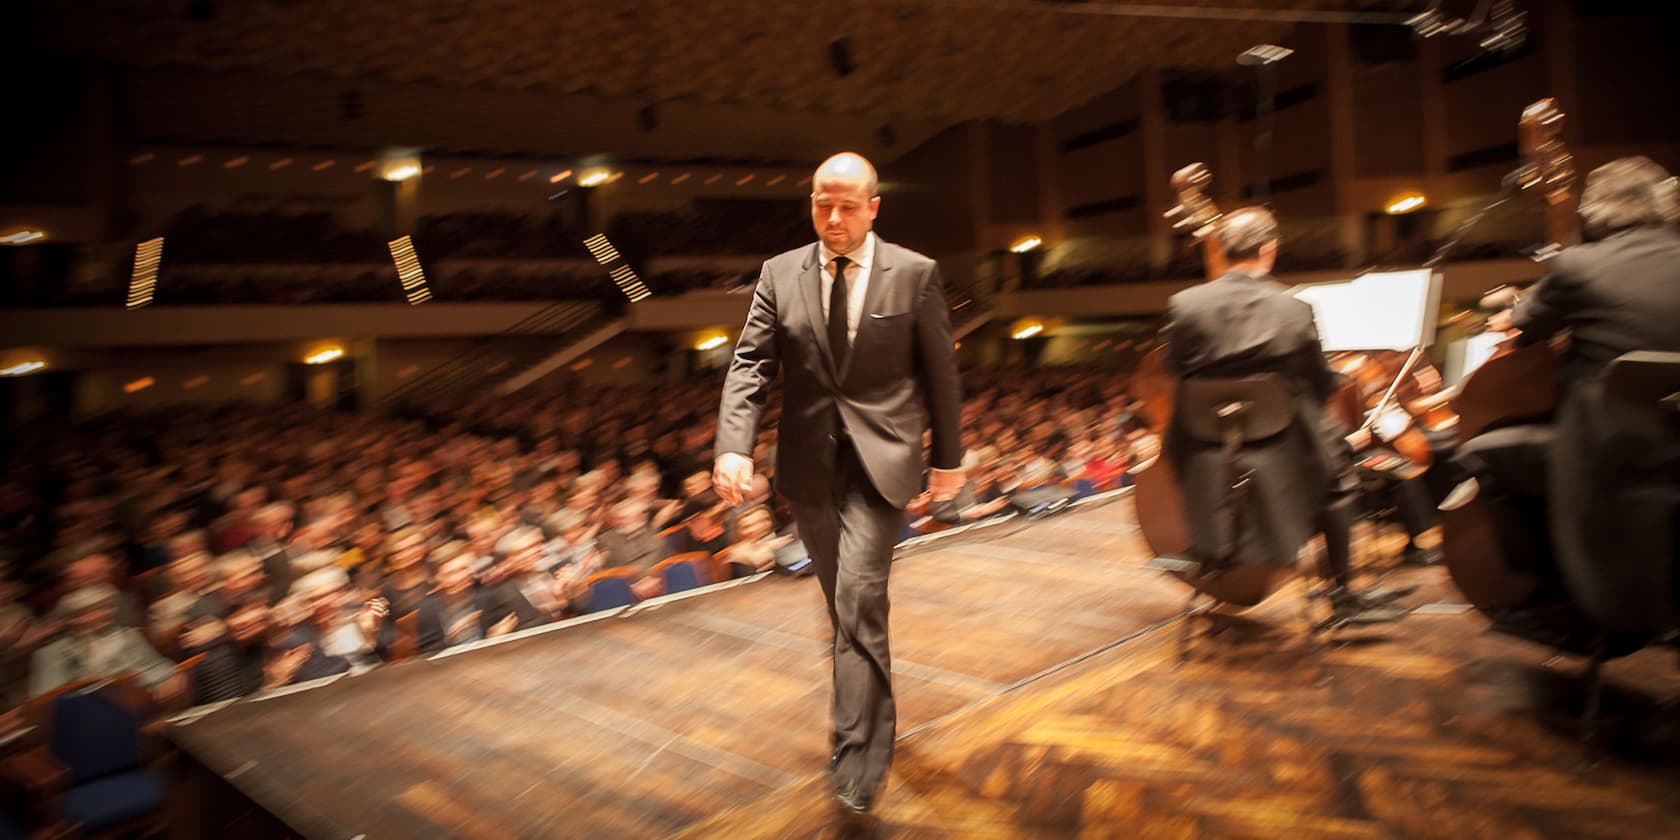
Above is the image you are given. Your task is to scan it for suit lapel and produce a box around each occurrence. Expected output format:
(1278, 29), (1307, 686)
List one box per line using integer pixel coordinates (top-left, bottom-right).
(797, 243), (840, 382)
(839, 239), (893, 384)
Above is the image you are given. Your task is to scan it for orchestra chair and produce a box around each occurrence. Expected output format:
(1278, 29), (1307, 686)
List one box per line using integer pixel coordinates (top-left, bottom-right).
(1164, 374), (1298, 660)
(1546, 351), (1680, 756)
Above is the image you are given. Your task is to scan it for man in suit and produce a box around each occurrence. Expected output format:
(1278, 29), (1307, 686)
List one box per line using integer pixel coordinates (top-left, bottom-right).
(1164, 207), (1405, 622)
(1455, 157), (1680, 629)
(714, 152), (964, 813)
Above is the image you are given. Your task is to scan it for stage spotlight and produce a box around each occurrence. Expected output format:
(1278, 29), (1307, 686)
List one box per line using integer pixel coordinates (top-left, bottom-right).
(1010, 235), (1043, 254)
(387, 236), (433, 304)
(579, 169), (611, 188)
(128, 237), (164, 309)
(1012, 323), (1044, 340)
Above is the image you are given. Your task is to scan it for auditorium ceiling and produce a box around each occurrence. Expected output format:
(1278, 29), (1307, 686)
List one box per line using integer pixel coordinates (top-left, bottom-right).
(18, 1), (1421, 123)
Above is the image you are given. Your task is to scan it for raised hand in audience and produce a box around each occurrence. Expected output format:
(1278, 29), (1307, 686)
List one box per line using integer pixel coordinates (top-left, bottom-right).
(262, 643), (312, 690)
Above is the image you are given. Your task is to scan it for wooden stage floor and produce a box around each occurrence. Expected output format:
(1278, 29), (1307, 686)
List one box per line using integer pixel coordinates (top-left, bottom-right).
(168, 495), (1680, 839)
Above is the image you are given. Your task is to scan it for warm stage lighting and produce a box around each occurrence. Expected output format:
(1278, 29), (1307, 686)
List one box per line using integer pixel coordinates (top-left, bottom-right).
(582, 234), (650, 301)
(382, 164), (420, 182)
(582, 235), (622, 265)
(695, 335), (728, 352)
(128, 237), (164, 309)
(304, 347), (345, 365)
(1010, 235), (1043, 254)
(388, 236), (433, 304)
(1012, 323), (1044, 340)
(578, 169), (611, 188)
(0, 230), (45, 245)
(124, 377), (155, 393)
(1386, 193), (1427, 215)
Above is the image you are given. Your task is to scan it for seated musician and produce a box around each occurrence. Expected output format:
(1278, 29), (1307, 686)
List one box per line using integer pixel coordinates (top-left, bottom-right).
(1455, 156), (1680, 503)
(1163, 207), (1408, 623)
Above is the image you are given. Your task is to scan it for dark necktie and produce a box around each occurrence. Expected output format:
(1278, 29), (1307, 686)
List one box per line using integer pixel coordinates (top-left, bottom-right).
(828, 255), (851, 371)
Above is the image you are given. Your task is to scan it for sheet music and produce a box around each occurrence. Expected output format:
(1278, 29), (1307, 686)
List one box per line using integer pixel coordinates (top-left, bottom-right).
(1291, 269), (1441, 352)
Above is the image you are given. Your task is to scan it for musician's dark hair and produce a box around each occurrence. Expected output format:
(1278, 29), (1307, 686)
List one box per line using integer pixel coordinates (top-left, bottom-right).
(1219, 206), (1279, 263)
(1579, 156), (1678, 240)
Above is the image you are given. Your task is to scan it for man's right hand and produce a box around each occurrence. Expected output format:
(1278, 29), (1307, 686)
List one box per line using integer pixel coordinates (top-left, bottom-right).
(713, 453), (754, 506)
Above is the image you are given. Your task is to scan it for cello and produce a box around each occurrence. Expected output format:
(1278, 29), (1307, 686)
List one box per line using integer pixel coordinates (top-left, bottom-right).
(1130, 163), (1292, 606)
(1437, 97), (1574, 611)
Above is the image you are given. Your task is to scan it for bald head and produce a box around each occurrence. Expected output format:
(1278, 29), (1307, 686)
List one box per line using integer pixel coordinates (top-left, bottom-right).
(811, 152), (881, 255)
(813, 153), (878, 198)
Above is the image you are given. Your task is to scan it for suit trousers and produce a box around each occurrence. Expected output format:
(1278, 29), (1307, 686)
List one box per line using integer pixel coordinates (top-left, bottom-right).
(789, 437), (905, 800)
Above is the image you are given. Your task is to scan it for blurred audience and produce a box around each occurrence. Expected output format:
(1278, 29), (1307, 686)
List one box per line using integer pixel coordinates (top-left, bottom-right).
(0, 364), (1145, 715)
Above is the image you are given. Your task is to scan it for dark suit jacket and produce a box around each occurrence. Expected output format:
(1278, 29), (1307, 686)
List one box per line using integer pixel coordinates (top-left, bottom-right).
(716, 237), (963, 510)
(1163, 270), (1340, 568)
(1514, 226), (1680, 388)
(1513, 226), (1680, 632)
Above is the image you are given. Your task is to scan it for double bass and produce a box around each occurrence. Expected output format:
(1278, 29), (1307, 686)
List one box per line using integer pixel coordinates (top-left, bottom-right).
(1130, 163), (1291, 606)
(1437, 97), (1574, 611)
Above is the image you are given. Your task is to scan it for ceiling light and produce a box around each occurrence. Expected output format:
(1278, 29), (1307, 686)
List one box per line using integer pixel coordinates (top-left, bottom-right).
(578, 170), (611, 188)
(1010, 235), (1043, 254)
(305, 347), (345, 365)
(1386, 193), (1427, 215)
(0, 361), (45, 377)
(1237, 44), (1294, 66)
(695, 335), (728, 352)
(1012, 323), (1044, 340)
(0, 230), (45, 245)
(383, 164), (420, 182)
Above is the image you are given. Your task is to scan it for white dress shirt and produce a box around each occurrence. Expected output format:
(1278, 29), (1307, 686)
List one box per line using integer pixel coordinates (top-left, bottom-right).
(818, 231), (876, 346)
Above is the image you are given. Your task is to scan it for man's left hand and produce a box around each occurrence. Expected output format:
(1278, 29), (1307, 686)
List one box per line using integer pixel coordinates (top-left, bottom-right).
(928, 467), (966, 502)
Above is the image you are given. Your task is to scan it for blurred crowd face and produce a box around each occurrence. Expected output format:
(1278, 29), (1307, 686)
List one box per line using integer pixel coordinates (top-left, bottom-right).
(65, 554), (116, 590)
(736, 508), (773, 542)
(434, 555), (475, 598)
(387, 530), (427, 572)
(170, 551), (214, 594)
(69, 596), (118, 637)
(220, 554), (266, 600)
(227, 602), (269, 646)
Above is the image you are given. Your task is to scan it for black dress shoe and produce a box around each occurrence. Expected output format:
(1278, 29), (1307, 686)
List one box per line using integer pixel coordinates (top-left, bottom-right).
(1323, 587), (1410, 626)
(836, 787), (872, 814)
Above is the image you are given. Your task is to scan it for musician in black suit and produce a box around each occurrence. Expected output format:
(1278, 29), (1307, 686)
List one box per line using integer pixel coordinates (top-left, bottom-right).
(713, 152), (965, 813)
(1455, 157), (1680, 627)
(1164, 207), (1406, 621)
